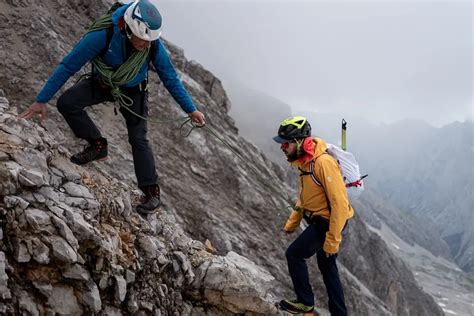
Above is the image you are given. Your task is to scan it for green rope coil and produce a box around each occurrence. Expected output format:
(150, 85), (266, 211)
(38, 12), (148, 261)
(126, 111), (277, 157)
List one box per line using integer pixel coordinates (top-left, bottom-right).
(87, 12), (149, 110)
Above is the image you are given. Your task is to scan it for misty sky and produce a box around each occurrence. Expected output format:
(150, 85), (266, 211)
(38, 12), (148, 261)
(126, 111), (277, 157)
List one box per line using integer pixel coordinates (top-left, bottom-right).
(155, 0), (472, 126)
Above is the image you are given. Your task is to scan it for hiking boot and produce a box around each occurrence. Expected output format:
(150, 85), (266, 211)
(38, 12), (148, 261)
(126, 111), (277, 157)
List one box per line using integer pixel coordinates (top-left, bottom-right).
(71, 138), (108, 165)
(279, 299), (314, 314)
(136, 185), (161, 215)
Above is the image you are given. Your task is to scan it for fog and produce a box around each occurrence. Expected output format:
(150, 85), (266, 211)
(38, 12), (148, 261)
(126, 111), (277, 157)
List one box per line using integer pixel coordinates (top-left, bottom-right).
(154, 0), (472, 127)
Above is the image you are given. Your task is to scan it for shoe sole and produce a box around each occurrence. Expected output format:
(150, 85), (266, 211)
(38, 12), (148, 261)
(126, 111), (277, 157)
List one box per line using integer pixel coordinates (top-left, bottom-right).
(278, 303), (314, 315)
(280, 309), (314, 315)
(136, 207), (159, 215)
(71, 156), (108, 166)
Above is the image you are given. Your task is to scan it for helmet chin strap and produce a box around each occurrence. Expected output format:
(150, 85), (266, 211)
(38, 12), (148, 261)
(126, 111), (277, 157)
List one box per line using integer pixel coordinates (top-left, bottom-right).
(125, 24), (133, 40)
(295, 138), (305, 158)
(286, 138), (305, 162)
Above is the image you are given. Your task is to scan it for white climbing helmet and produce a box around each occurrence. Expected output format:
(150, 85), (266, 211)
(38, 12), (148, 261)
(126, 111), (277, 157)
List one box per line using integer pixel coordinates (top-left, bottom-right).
(124, 0), (162, 41)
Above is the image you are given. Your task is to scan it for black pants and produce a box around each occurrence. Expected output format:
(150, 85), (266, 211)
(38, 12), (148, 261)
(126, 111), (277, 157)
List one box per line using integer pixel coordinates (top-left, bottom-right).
(286, 217), (347, 316)
(57, 77), (158, 189)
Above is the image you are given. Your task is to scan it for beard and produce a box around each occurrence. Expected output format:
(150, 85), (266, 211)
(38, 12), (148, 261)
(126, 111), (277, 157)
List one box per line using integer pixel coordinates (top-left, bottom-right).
(285, 144), (305, 162)
(286, 151), (299, 162)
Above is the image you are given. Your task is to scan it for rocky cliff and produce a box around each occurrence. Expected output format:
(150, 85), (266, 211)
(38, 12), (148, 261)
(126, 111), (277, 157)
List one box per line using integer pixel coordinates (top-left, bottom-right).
(0, 0), (443, 315)
(0, 95), (286, 315)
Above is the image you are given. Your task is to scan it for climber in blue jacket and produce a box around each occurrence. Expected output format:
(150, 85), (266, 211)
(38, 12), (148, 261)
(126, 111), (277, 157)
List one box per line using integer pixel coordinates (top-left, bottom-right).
(20, 0), (205, 215)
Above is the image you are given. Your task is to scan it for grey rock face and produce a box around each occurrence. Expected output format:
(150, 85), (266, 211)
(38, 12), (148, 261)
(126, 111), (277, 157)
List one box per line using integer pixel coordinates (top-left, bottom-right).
(63, 264), (90, 281)
(0, 95), (284, 315)
(62, 181), (95, 199)
(46, 235), (77, 264)
(47, 285), (83, 315)
(31, 238), (50, 264)
(18, 292), (40, 316)
(79, 282), (102, 313)
(25, 208), (52, 231)
(0, 252), (12, 300)
(192, 251), (280, 314)
(114, 275), (127, 302)
(19, 169), (45, 188)
(14, 241), (31, 263)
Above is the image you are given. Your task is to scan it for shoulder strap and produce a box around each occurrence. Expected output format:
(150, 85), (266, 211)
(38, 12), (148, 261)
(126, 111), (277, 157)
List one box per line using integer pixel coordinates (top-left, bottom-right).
(298, 160), (322, 186)
(147, 40), (157, 63)
(99, 25), (114, 58)
(88, 3), (125, 58)
(299, 155), (332, 211)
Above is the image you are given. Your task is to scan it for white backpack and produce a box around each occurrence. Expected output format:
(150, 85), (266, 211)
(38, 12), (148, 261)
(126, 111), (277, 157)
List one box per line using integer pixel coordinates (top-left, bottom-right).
(302, 144), (366, 200)
(327, 144), (366, 200)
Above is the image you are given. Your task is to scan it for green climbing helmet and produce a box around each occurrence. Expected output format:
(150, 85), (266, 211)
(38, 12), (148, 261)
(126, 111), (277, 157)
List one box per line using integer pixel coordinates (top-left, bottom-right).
(273, 116), (312, 143)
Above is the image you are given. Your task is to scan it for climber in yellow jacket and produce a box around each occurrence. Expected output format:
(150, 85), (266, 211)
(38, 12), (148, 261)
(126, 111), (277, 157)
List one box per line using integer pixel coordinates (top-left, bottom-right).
(275, 116), (353, 316)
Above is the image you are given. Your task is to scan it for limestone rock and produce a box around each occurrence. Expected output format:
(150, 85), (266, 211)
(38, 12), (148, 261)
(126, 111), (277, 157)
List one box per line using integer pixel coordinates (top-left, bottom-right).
(114, 275), (127, 303)
(18, 292), (39, 316)
(51, 215), (79, 250)
(79, 282), (102, 313)
(46, 236), (77, 264)
(31, 238), (50, 264)
(63, 264), (90, 281)
(14, 241), (31, 263)
(0, 252), (11, 300)
(62, 181), (94, 199)
(25, 208), (52, 231)
(4, 195), (29, 210)
(193, 251), (279, 314)
(19, 169), (45, 187)
(47, 285), (82, 315)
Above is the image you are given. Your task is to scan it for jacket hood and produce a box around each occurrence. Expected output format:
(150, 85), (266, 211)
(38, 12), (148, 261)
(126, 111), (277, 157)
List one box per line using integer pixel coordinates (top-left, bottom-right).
(312, 137), (328, 159)
(291, 137), (328, 167)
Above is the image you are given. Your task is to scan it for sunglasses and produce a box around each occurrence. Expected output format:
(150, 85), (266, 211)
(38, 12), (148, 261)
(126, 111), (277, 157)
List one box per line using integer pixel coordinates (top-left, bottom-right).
(281, 141), (295, 149)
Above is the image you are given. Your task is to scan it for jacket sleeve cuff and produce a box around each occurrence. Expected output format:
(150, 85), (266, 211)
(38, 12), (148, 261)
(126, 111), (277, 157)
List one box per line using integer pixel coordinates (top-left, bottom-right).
(284, 209), (303, 231)
(284, 222), (297, 232)
(323, 240), (340, 254)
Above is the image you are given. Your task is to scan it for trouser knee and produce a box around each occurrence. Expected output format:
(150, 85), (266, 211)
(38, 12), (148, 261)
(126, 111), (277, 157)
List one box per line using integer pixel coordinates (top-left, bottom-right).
(286, 246), (299, 261)
(129, 135), (149, 151)
(56, 93), (75, 115)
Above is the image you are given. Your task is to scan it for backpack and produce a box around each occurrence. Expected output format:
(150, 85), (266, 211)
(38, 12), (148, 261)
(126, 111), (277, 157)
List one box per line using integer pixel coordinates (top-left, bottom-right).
(299, 144), (367, 201)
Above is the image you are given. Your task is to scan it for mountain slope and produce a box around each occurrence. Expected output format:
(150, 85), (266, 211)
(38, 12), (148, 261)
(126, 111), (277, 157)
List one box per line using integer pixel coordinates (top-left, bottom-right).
(0, 96), (285, 315)
(0, 0), (442, 314)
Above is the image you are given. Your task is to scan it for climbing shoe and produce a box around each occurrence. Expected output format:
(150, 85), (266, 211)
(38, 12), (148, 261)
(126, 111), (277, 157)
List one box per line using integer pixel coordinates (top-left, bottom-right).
(70, 138), (108, 165)
(136, 185), (161, 215)
(279, 299), (314, 314)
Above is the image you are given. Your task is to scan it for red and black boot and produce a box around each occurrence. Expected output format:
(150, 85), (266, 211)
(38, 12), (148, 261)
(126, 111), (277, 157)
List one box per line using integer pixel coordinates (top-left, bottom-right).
(70, 138), (108, 165)
(137, 185), (161, 215)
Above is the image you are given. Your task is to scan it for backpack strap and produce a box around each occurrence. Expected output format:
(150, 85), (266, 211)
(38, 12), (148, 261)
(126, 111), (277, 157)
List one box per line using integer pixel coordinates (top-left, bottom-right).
(299, 156), (332, 211)
(298, 160), (322, 186)
(99, 25), (114, 58)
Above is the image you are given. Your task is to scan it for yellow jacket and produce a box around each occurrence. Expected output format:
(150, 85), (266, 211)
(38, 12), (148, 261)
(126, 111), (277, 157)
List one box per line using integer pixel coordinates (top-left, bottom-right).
(284, 137), (354, 253)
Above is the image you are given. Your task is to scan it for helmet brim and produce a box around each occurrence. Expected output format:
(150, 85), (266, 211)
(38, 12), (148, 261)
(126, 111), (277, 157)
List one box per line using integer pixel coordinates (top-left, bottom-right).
(273, 135), (290, 144)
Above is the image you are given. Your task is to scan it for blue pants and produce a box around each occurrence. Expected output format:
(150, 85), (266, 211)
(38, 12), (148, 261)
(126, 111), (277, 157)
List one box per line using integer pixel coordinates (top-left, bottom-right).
(286, 218), (347, 316)
(57, 77), (158, 189)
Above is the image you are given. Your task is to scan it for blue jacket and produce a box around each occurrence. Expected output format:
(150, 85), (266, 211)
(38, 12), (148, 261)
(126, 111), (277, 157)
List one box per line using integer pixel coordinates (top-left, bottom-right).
(36, 4), (196, 113)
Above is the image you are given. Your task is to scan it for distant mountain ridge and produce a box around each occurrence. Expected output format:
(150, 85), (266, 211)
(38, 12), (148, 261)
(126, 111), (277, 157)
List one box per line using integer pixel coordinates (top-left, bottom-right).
(226, 80), (292, 165)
